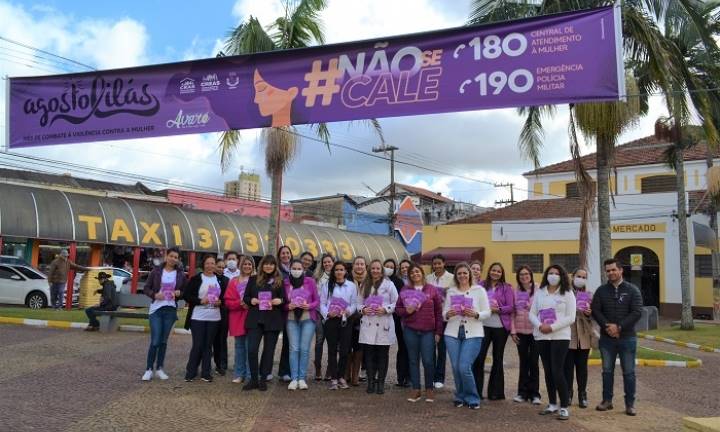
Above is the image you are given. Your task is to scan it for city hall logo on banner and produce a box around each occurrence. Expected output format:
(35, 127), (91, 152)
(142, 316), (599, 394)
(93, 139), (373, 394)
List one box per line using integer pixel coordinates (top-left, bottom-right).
(226, 72), (240, 90)
(22, 76), (160, 127)
(201, 73), (220, 92)
(166, 109), (211, 129)
(179, 78), (196, 94)
(394, 196), (423, 244)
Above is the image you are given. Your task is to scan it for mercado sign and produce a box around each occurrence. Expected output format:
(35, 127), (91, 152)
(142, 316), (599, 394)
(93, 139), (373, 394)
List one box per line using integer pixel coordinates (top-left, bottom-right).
(7, 6), (623, 148)
(611, 223), (666, 234)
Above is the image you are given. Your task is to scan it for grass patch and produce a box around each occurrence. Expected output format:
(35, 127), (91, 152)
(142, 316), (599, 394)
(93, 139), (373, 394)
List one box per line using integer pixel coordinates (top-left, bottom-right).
(642, 324), (720, 349)
(0, 306), (188, 328)
(589, 346), (696, 362)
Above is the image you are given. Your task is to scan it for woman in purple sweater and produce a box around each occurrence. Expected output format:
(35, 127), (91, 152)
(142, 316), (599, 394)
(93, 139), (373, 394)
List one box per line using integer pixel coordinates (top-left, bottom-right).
(395, 263), (444, 403)
(474, 262), (515, 400)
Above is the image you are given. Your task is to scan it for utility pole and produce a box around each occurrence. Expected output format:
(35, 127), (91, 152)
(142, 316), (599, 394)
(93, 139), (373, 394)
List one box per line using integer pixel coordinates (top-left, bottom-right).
(494, 182), (515, 207)
(373, 145), (399, 236)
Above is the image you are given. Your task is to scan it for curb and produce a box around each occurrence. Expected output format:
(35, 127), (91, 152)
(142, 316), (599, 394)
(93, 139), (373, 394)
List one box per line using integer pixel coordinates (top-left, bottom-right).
(0, 316), (191, 335)
(638, 333), (720, 354)
(588, 358), (702, 368)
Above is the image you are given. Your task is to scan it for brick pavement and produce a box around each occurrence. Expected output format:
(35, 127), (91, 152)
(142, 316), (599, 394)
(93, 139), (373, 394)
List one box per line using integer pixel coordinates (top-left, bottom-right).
(1, 324), (718, 432)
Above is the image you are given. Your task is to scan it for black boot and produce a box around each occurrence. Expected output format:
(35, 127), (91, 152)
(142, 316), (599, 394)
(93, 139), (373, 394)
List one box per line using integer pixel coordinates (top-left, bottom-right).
(242, 379), (259, 391)
(258, 379), (268, 391)
(367, 380), (376, 394)
(376, 381), (385, 395)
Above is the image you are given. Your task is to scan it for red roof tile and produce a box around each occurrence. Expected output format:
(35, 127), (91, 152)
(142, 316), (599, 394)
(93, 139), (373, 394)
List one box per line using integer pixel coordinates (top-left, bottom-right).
(524, 136), (720, 176)
(449, 198), (584, 223)
(378, 183), (454, 203)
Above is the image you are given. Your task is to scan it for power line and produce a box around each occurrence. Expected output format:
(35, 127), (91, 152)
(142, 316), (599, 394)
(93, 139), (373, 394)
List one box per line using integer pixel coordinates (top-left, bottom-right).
(0, 35), (96, 71)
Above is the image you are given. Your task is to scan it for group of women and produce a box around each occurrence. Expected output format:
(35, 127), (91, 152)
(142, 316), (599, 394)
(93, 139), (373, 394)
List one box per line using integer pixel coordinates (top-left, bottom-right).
(139, 248), (595, 420)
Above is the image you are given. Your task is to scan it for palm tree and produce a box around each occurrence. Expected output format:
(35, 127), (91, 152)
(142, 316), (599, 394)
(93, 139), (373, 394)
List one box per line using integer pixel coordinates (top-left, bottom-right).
(468, 1), (710, 275)
(218, 0), (383, 255)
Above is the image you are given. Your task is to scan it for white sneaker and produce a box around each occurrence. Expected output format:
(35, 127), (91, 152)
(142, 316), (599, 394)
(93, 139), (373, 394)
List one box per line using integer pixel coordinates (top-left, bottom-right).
(513, 395), (525, 403)
(540, 404), (559, 415)
(433, 382), (444, 389)
(288, 380), (298, 390)
(155, 369), (169, 380)
(298, 380), (308, 390)
(266, 374), (274, 381)
(232, 377), (244, 384)
(558, 408), (570, 420)
(141, 370), (153, 381)
(282, 375), (292, 382)
(532, 397), (542, 405)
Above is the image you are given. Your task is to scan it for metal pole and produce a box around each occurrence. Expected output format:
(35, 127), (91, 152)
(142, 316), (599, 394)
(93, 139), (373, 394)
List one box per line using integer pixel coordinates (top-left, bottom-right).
(372, 145), (399, 237)
(131, 247), (140, 294)
(65, 242), (77, 311)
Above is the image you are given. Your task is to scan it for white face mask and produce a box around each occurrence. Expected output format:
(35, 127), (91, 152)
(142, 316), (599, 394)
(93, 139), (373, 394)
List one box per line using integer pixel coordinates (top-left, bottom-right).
(226, 259), (238, 271)
(152, 258), (161, 267)
(290, 269), (304, 279)
(547, 274), (561, 286)
(573, 277), (586, 288)
(383, 267), (394, 277)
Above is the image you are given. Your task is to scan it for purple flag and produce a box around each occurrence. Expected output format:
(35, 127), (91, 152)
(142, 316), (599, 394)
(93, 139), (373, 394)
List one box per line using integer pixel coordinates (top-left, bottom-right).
(8, 7), (622, 148)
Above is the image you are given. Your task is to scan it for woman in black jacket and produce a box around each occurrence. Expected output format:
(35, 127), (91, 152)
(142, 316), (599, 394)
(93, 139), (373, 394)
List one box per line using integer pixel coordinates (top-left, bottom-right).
(243, 255), (286, 391)
(183, 255), (227, 382)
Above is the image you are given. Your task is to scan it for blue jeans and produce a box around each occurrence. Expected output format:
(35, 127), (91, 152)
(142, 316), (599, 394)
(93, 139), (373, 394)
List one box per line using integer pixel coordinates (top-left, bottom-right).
(445, 335), (483, 405)
(50, 282), (65, 309)
(234, 336), (250, 380)
(287, 318), (316, 381)
(599, 335), (637, 406)
(146, 306), (177, 370)
(403, 327), (435, 390)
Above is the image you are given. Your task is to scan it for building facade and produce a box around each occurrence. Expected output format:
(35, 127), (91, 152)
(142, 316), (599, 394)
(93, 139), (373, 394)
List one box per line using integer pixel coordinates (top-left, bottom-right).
(422, 135), (719, 318)
(224, 171), (261, 200)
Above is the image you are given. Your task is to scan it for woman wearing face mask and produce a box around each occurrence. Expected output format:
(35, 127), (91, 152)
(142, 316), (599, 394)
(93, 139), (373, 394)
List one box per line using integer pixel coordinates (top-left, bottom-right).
(284, 259), (320, 391)
(565, 268), (593, 409)
(347, 256), (368, 386)
(313, 253), (335, 381)
(242, 255), (285, 391)
(183, 255), (226, 382)
(511, 265), (541, 405)
(142, 247), (186, 381)
(529, 264), (576, 421)
(223, 251), (242, 279)
(225, 256), (255, 384)
(384, 258), (410, 389)
(444, 262), (491, 409)
(320, 261), (358, 390)
(474, 262), (515, 401)
(396, 263), (444, 403)
(276, 245), (293, 382)
(359, 260), (399, 395)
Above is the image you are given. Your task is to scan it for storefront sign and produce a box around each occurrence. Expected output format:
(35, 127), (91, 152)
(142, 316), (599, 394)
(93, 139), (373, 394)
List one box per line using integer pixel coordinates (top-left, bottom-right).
(8, 6), (622, 148)
(394, 196), (423, 244)
(611, 223), (666, 234)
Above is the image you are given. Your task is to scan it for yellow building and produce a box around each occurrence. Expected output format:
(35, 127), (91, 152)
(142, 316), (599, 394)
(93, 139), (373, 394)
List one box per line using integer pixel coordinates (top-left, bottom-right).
(422, 135), (719, 318)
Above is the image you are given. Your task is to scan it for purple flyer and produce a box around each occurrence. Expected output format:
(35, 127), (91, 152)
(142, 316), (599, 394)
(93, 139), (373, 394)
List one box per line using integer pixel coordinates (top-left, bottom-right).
(539, 308), (557, 325)
(259, 291), (272, 310)
(161, 282), (175, 301)
(516, 291), (530, 310)
(576, 291), (591, 311)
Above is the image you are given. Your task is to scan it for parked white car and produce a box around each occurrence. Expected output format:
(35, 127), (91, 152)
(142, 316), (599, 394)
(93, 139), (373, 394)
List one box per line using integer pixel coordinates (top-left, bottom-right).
(73, 267), (133, 295)
(0, 264), (79, 309)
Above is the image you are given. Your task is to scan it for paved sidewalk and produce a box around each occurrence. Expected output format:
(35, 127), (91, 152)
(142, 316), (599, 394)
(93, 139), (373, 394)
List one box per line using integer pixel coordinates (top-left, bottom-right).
(2, 324), (718, 432)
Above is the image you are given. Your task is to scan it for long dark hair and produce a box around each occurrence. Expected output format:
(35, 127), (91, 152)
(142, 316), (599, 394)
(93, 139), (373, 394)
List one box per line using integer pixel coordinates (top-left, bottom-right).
(515, 264), (536, 296)
(289, 259), (305, 289)
(256, 255), (283, 292)
(483, 262), (506, 288)
(540, 264), (570, 295)
(327, 261), (348, 296)
(362, 259), (384, 299)
(383, 258), (398, 277)
(314, 252), (335, 281)
(277, 245), (293, 265)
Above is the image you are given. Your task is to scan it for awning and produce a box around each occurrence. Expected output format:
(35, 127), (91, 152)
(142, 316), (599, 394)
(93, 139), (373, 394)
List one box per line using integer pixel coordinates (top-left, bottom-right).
(0, 182), (408, 261)
(420, 247), (485, 265)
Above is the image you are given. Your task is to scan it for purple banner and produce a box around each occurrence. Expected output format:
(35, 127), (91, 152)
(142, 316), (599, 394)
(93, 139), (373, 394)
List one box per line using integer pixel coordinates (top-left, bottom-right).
(8, 6), (622, 148)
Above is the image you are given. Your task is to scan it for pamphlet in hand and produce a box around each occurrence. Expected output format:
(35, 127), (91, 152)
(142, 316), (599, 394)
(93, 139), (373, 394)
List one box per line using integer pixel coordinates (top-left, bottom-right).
(450, 295), (465, 314)
(487, 289), (499, 309)
(290, 288), (309, 306)
(161, 282), (175, 301)
(576, 291), (591, 311)
(463, 297), (474, 310)
(258, 291), (273, 311)
(401, 289), (427, 309)
(539, 308), (557, 325)
(516, 291), (530, 310)
(364, 295), (384, 313)
(207, 284), (220, 306)
(328, 296), (349, 316)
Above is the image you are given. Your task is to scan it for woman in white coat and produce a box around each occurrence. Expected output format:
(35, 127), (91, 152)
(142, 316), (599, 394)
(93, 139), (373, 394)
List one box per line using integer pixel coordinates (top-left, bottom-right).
(358, 259), (399, 395)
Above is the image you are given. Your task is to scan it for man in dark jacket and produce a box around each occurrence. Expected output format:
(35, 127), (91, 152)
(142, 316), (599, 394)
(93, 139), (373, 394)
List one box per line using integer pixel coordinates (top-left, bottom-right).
(591, 258), (643, 416)
(85, 272), (118, 331)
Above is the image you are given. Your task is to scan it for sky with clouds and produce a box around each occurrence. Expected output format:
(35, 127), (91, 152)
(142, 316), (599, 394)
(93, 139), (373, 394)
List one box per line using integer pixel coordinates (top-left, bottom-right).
(0, 0), (670, 207)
